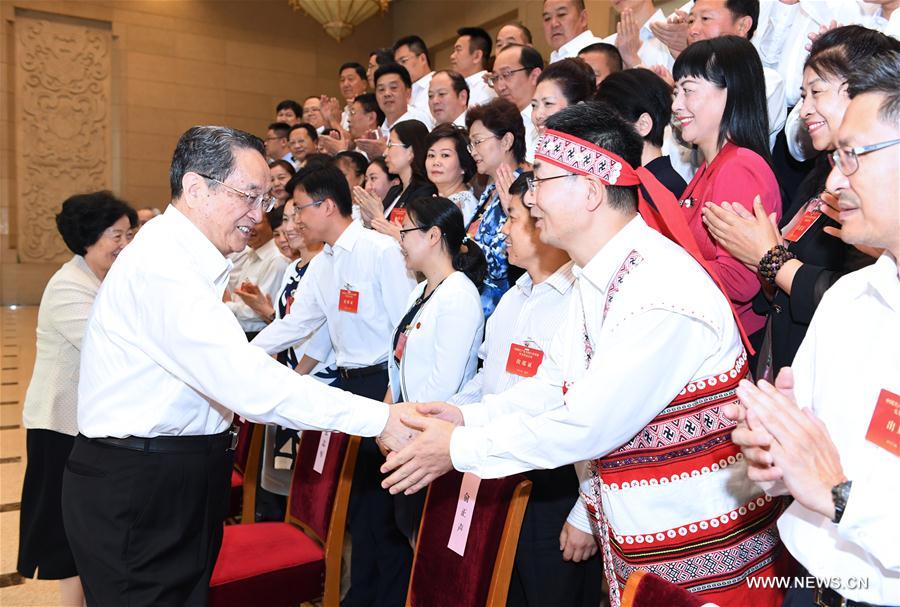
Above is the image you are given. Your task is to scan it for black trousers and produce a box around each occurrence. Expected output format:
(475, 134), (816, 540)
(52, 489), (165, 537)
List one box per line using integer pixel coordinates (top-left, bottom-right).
(341, 371), (413, 607)
(62, 434), (233, 607)
(507, 466), (604, 607)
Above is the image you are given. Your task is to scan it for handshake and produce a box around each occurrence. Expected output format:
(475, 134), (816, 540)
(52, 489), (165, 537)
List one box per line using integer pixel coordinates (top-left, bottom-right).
(374, 401), (464, 495)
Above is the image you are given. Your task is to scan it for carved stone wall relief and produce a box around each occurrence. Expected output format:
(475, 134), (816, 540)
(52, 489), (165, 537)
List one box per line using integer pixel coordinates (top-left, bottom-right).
(15, 12), (112, 263)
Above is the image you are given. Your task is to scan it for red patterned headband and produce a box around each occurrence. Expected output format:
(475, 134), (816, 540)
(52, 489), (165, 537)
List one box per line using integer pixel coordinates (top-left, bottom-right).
(535, 129), (640, 187)
(534, 128), (755, 354)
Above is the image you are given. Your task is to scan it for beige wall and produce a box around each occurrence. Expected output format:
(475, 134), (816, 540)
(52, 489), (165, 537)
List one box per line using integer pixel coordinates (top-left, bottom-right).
(0, 0), (391, 304)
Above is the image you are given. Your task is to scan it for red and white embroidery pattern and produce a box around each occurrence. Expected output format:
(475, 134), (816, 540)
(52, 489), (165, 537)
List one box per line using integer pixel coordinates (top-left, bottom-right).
(603, 250), (644, 320)
(536, 132), (625, 185)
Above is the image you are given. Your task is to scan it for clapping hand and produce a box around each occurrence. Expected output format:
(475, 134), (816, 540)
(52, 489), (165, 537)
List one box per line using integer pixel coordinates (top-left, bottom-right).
(734, 368), (847, 519)
(353, 186), (384, 228)
(234, 281), (275, 321)
(649, 10), (689, 58)
(356, 129), (387, 159)
(701, 195), (780, 269)
(617, 8), (642, 68)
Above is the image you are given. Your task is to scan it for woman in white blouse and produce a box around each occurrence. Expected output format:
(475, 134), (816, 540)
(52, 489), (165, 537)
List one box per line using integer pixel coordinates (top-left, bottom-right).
(424, 123), (480, 225)
(18, 192), (135, 606)
(387, 196), (486, 541)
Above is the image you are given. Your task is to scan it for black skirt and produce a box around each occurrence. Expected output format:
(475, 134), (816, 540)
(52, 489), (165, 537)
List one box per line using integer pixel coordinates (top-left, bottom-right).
(17, 428), (78, 579)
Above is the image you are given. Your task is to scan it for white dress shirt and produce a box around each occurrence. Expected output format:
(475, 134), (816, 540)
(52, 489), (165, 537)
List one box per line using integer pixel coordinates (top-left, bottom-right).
(452, 111), (467, 129)
(226, 240), (290, 333)
(451, 262), (576, 406)
(603, 9), (675, 69)
(448, 189), (479, 226)
(252, 219), (416, 368)
(550, 29), (605, 64)
(23, 255), (101, 436)
(388, 272), (484, 403)
(464, 70), (497, 108)
(274, 258), (336, 372)
(521, 104), (537, 164)
(770, 253), (900, 604)
(78, 205), (389, 439)
(410, 71), (435, 117)
(448, 216), (747, 536)
(380, 104), (434, 138)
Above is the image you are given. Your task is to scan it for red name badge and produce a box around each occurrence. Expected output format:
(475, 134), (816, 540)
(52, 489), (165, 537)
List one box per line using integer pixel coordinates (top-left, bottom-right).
(339, 289), (359, 313)
(394, 332), (408, 361)
(389, 208), (407, 225)
(505, 343), (544, 378)
(866, 389), (900, 457)
(784, 209), (822, 242)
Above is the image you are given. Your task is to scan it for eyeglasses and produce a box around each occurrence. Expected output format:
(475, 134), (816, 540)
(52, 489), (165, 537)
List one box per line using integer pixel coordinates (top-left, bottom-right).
(486, 67), (528, 88)
(196, 173), (277, 212)
(466, 135), (498, 154)
(290, 200), (325, 217)
(385, 141), (409, 150)
(395, 53), (419, 66)
(399, 225), (429, 241)
(828, 138), (900, 176)
(526, 173), (579, 192)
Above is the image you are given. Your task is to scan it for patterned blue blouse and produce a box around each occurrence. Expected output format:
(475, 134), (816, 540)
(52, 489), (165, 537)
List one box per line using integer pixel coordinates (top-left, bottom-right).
(471, 168), (523, 319)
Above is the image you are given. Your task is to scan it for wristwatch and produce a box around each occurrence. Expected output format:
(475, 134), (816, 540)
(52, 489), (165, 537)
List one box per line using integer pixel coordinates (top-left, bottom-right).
(831, 480), (852, 523)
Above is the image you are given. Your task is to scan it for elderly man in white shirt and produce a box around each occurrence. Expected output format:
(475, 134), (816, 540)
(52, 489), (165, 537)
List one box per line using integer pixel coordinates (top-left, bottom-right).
(450, 27), (497, 108)
(445, 173), (603, 607)
(728, 53), (900, 607)
(381, 104), (792, 607)
(543, 0), (604, 64)
(61, 126), (413, 607)
(251, 164), (417, 607)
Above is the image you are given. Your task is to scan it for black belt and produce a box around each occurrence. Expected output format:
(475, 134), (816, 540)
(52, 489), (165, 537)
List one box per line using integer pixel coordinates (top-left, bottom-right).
(338, 361), (388, 380)
(815, 586), (885, 607)
(84, 429), (238, 454)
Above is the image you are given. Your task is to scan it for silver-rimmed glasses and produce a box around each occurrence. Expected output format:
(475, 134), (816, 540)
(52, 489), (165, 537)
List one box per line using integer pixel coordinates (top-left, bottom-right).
(829, 138), (900, 176)
(196, 173), (277, 213)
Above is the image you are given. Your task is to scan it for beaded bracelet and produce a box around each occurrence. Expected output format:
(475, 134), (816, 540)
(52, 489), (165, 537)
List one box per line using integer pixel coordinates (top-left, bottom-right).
(758, 244), (796, 285)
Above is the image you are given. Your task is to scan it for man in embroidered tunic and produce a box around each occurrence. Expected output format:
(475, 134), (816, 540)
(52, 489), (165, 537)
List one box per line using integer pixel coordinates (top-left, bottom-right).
(381, 103), (791, 607)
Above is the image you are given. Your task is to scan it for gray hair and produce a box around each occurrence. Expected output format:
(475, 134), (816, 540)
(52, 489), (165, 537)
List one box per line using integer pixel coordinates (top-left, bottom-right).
(848, 50), (900, 126)
(169, 126), (265, 198)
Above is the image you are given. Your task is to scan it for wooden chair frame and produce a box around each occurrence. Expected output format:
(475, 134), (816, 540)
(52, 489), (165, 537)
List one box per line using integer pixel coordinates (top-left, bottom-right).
(238, 422), (264, 523)
(405, 477), (532, 607)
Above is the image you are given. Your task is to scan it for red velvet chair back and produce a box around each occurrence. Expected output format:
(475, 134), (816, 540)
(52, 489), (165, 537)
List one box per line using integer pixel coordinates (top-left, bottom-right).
(621, 571), (709, 607)
(287, 431), (356, 546)
(232, 418), (254, 475)
(406, 471), (532, 607)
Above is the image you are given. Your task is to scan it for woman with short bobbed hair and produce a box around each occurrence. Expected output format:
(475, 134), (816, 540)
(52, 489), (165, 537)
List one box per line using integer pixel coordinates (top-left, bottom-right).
(531, 57), (596, 136)
(18, 191), (136, 606)
(424, 123), (479, 224)
(465, 98), (526, 318)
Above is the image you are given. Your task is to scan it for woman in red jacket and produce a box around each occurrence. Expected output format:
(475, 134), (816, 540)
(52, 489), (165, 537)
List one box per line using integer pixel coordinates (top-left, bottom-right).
(671, 35), (781, 355)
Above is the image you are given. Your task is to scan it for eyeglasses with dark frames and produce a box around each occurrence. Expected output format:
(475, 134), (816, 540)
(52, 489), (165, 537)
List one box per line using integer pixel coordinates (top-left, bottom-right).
(828, 138), (900, 176)
(195, 173), (277, 212)
(399, 225), (429, 241)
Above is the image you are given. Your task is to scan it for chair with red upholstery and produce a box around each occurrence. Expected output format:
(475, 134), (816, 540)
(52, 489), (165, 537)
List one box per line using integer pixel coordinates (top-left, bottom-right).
(228, 419), (262, 521)
(210, 430), (359, 607)
(621, 571), (718, 607)
(406, 471), (532, 607)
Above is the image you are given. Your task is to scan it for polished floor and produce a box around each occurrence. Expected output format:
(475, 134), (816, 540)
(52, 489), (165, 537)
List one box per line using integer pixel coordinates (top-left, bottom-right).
(0, 305), (61, 605)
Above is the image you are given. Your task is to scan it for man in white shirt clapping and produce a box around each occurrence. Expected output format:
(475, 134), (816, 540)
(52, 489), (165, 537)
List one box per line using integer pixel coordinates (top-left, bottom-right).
(728, 52), (900, 607)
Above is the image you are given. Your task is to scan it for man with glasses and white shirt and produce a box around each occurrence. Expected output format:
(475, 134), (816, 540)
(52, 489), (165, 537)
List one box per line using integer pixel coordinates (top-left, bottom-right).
(252, 165), (417, 607)
(62, 126), (415, 607)
(393, 35), (435, 119)
(728, 53), (900, 607)
(488, 44), (544, 163)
